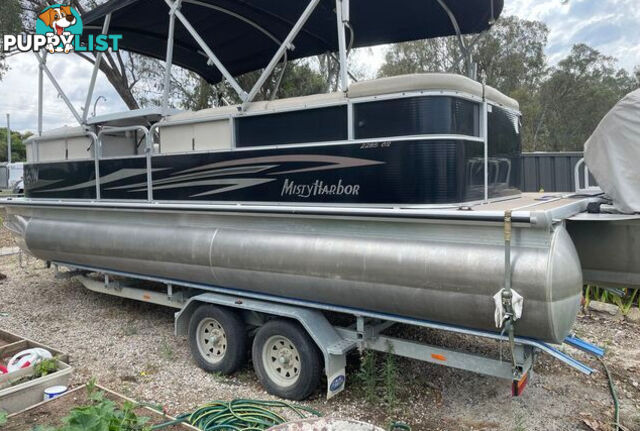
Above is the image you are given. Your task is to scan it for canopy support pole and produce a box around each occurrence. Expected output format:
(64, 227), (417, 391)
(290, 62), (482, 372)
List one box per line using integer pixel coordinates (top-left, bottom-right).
(335, 0), (349, 92)
(162, 0), (181, 115)
(34, 51), (83, 125)
(436, 0), (474, 79)
(242, 0), (322, 110)
(6, 114), (11, 164)
(82, 13), (112, 124)
(38, 52), (46, 136)
(164, 0), (248, 102)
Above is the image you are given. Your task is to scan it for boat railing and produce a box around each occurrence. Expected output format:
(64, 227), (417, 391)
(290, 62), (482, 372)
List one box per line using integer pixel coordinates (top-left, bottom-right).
(574, 158), (599, 192)
(96, 126), (151, 200)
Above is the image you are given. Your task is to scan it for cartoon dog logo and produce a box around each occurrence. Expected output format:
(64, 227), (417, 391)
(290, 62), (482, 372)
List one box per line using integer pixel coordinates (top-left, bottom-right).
(37, 5), (82, 54)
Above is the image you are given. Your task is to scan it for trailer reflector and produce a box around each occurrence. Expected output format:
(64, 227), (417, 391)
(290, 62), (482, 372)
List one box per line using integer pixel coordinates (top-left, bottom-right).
(512, 372), (529, 396)
(431, 353), (447, 362)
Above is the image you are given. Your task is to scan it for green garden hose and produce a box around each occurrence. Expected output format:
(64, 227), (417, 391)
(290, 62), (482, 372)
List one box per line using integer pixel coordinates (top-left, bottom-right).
(389, 421), (411, 430)
(151, 399), (322, 431)
(599, 357), (621, 431)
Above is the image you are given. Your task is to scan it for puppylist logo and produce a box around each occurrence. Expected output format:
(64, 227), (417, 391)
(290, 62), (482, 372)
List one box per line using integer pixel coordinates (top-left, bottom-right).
(3, 4), (121, 54)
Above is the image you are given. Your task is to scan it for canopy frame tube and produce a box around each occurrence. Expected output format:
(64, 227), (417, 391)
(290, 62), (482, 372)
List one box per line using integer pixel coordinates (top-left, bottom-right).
(436, 0), (473, 79)
(335, 0), (349, 92)
(162, 1), (180, 115)
(82, 13), (112, 123)
(241, 0), (323, 110)
(164, 0), (248, 102)
(34, 51), (83, 125)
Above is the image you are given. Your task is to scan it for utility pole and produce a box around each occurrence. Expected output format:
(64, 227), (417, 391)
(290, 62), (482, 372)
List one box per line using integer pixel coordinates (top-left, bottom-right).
(6, 114), (11, 164)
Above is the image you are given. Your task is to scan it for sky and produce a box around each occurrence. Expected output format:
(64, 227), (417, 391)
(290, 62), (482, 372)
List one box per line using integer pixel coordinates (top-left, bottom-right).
(1, 0), (639, 133)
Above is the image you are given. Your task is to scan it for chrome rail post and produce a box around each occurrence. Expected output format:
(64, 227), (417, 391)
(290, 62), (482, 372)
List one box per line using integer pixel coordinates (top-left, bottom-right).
(145, 130), (153, 201)
(97, 126), (151, 200)
(87, 132), (100, 199)
(574, 158), (592, 191)
(82, 13), (112, 124)
(482, 99), (489, 203)
(584, 162), (590, 189)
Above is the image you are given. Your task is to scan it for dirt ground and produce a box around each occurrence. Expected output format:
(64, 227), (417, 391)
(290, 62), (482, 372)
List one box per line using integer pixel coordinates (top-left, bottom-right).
(0, 228), (638, 430)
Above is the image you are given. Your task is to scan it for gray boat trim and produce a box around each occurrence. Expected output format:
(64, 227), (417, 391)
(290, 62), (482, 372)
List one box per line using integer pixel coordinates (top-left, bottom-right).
(0, 195), (596, 227)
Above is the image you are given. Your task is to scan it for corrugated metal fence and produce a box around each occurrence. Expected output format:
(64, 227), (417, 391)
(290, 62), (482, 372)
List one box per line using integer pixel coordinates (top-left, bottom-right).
(521, 152), (596, 192)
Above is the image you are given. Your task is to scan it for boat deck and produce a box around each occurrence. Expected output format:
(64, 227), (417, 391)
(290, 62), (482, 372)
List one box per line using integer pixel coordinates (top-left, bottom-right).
(477, 192), (588, 211)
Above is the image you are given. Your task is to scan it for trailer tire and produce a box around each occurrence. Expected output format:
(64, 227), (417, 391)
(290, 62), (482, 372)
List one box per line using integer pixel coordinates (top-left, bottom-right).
(188, 305), (247, 374)
(252, 319), (322, 400)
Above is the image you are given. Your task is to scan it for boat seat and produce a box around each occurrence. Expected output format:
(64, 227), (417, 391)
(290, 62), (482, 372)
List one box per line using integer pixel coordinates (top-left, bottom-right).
(160, 92), (345, 153)
(348, 73), (519, 110)
(26, 126), (93, 163)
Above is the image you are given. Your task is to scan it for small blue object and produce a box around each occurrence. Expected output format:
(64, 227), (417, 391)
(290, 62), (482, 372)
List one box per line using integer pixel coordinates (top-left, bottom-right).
(564, 335), (605, 357)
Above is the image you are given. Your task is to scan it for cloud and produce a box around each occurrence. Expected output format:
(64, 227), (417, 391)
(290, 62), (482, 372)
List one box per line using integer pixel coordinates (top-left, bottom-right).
(505, 0), (640, 70)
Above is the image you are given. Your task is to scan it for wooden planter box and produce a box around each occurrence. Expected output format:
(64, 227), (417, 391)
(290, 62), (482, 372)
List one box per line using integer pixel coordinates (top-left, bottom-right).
(0, 360), (72, 414)
(0, 329), (71, 414)
(0, 329), (68, 363)
(5, 384), (199, 430)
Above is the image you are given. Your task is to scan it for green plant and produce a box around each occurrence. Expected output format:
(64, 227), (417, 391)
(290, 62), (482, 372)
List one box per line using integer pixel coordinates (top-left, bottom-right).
(0, 410), (7, 426)
(356, 349), (378, 403)
(584, 285), (639, 315)
(58, 395), (151, 431)
(383, 344), (397, 409)
(35, 357), (58, 378)
(159, 342), (174, 361)
(31, 380), (153, 431)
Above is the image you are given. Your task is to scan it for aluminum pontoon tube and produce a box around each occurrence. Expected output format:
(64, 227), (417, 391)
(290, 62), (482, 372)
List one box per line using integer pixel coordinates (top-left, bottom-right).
(5, 205), (582, 343)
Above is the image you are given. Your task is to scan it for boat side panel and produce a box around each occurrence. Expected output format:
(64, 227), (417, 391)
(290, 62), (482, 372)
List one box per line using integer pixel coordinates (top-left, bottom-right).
(24, 140), (519, 204)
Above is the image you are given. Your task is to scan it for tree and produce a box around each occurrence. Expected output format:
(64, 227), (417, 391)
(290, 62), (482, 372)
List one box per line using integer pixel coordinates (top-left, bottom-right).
(532, 44), (637, 151)
(379, 16), (549, 95)
(0, 0), (22, 80)
(0, 128), (29, 162)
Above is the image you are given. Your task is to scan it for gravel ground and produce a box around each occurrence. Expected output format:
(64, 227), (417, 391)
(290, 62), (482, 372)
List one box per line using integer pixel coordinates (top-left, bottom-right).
(0, 230), (639, 430)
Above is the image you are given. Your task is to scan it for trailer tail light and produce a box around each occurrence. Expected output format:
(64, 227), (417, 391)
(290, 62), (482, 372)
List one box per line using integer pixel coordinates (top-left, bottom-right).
(512, 372), (529, 396)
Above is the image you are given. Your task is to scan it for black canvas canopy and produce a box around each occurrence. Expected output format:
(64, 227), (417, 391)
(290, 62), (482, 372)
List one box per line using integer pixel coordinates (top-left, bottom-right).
(83, 0), (503, 84)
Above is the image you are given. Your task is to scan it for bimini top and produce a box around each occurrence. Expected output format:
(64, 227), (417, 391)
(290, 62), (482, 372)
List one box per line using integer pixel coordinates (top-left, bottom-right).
(83, 0), (503, 84)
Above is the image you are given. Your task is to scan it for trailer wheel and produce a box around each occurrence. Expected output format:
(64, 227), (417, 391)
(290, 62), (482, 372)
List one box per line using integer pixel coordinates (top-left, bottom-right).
(252, 320), (322, 400)
(188, 305), (247, 374)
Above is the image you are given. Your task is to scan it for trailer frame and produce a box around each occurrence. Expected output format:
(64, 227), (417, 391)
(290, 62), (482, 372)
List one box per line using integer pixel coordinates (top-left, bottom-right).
(62, 266), (602, 400)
